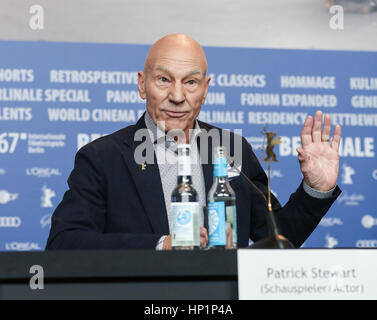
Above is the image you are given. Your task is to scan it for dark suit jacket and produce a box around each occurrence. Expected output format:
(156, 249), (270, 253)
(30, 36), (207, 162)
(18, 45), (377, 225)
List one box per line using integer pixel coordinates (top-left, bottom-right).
(46, 113), (341, 249)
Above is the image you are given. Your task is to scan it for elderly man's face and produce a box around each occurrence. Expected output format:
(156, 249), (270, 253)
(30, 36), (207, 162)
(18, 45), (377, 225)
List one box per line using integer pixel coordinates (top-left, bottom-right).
(138, 36), (210, 140)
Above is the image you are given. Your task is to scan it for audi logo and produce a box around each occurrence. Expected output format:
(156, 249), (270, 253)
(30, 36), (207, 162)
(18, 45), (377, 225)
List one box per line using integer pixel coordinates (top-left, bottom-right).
(0, 216), (21, 227)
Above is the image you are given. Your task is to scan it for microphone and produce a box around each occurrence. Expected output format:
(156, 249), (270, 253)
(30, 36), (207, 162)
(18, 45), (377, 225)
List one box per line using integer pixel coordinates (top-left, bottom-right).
(225, 155), (294, 249)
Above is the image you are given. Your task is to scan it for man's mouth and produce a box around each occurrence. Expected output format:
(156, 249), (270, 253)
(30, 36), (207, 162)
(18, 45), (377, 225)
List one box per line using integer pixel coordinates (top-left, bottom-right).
(164, 110), (188, 118)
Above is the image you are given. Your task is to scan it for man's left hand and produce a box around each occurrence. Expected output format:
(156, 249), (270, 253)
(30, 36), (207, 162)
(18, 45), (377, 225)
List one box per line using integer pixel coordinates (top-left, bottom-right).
(297, 110), (342, 192)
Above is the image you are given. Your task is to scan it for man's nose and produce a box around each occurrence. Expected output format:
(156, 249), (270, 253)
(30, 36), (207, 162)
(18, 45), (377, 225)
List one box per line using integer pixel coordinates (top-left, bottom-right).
(168, 82), (185, 104)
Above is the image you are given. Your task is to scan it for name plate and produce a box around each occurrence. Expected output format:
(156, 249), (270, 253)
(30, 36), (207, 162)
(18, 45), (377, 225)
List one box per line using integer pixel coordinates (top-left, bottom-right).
(238, 249), (377, 300)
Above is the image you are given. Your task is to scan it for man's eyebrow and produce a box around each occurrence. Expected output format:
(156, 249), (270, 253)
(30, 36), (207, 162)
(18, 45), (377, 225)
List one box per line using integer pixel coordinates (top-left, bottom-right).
(155, 66), (172, 75)
(186, 70), (202, 77)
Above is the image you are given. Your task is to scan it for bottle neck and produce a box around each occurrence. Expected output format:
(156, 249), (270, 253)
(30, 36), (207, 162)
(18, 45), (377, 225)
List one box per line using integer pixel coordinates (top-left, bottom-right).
(177, 175), (192, 185)
(177, 153), (191, 177)
(214, 156), (228, 178)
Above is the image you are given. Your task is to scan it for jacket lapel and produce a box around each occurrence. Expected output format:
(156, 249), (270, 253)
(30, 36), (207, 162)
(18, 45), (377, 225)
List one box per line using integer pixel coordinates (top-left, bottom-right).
(121, 114), (169, 235)
(201, 162), (213, 204)
(197, 123), (215, 201)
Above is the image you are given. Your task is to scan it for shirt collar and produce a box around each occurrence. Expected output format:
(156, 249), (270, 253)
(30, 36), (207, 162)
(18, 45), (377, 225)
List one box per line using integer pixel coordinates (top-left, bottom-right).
(144, 110), (202, 147)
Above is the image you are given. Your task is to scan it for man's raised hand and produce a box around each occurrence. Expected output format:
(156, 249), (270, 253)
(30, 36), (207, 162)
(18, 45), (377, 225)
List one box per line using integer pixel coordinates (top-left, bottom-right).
(296, 110), (342, 192)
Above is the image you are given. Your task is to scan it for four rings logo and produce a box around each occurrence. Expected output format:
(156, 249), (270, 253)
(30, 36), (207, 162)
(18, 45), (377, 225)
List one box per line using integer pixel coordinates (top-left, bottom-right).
(0, 216), (21, 227)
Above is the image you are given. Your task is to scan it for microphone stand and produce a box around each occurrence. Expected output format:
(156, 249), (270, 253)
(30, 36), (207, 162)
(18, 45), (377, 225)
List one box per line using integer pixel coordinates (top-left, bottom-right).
(226, 156), (294, 249)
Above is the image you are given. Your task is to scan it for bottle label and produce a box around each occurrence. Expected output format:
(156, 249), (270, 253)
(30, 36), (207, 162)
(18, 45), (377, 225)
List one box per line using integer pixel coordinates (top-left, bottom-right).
(214, 157), (228, 177)
(178, 156), (191, 176)
(226, 205), (237, 246)
(171, 202), (199, 246)
(208, 201), (226, 246)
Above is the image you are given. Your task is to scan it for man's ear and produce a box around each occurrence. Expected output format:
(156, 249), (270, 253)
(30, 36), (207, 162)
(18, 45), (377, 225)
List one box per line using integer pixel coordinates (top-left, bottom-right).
(138, 71), (146, 99)
(201, 75), (211, 105)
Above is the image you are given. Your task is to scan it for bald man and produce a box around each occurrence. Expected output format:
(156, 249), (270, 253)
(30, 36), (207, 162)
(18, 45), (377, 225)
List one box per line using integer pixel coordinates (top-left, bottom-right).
(46, 34), (342, 250)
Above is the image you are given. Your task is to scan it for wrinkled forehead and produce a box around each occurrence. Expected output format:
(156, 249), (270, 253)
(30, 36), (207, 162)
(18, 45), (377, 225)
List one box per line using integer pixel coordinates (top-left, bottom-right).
(145, 41), (208, 76)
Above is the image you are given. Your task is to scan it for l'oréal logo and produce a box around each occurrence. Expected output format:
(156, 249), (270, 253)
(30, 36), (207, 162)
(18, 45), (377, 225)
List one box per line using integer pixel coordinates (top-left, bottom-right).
(26, 167), (61, 178)
(319, 217), (344, 227)
(5, 242), (41, 251)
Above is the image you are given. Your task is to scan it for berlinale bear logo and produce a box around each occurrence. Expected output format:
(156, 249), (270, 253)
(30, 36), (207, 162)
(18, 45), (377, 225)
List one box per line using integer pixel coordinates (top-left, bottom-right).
(341, 164), (355, 185)
(40, 185), (56, 208)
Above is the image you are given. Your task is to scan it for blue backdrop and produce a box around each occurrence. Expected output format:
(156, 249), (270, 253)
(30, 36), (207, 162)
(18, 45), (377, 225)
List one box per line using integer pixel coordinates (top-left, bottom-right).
(0, 40), (376, 250)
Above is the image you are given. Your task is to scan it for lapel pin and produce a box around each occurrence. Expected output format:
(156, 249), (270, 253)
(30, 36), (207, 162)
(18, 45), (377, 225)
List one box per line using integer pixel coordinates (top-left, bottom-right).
(141, 162), (147, 171)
